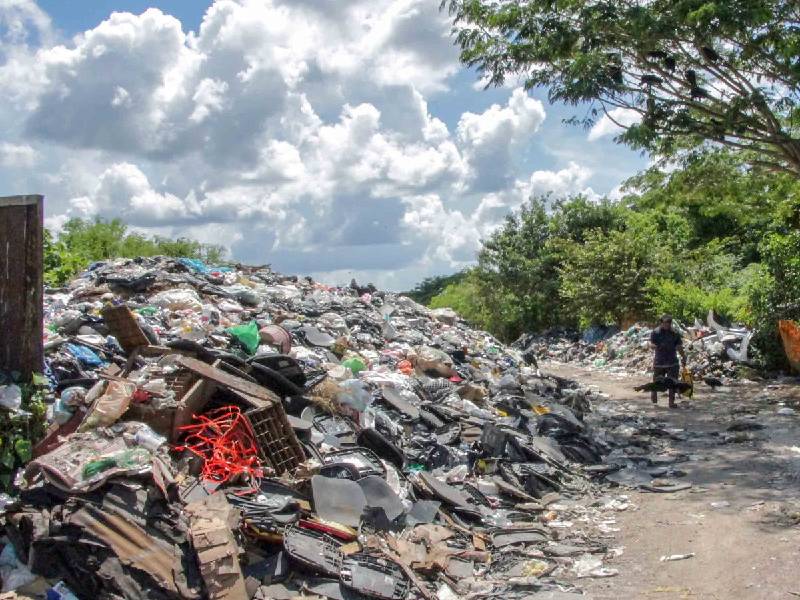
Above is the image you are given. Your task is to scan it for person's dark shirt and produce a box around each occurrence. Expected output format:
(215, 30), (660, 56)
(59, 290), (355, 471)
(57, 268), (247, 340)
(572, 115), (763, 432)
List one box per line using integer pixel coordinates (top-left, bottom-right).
(650, 327), (682, 367)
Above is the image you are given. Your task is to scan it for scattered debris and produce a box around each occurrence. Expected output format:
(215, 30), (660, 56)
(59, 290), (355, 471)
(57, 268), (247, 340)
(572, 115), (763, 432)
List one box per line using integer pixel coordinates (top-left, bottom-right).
(519, 312), (754, 379)
(0, 256), (711, 598)
(660, 553), (696, 562)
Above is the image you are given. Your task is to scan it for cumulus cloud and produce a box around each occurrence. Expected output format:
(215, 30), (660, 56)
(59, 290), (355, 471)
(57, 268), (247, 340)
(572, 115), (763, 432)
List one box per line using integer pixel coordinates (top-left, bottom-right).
(0, 0), (51, 46)
(70, 162), (200, 226)
(0, 0), (626, 289)
(457, 88), (546, 192)
(526, 162), (595, 200)
(588, 107), (641, 141)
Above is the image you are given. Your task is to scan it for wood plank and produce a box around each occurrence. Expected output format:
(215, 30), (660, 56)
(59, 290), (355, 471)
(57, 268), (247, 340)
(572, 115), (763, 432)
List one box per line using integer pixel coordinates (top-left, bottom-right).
(0, 195), (42, 207)
(172, 378), (212, 440)
(101, 305), (150, 354)
(0, 195), (43, 379)
(175, 355), (278, 404)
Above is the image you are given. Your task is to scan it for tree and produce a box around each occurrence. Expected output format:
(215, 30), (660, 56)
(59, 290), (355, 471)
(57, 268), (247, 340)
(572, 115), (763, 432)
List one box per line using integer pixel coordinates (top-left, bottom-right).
(43, 229), (84, 286)
(444, 0), (800, 175)
(624, 150), (797, 260)
(477, 198), (569, 337)
(560, 227), (659, 326)
(748, 231), (800, 369)
(405, 271), (467, 305)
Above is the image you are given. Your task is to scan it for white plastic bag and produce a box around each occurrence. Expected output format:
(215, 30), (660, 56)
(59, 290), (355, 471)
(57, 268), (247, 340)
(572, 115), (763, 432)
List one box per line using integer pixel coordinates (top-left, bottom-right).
(0, 385), (22, 411)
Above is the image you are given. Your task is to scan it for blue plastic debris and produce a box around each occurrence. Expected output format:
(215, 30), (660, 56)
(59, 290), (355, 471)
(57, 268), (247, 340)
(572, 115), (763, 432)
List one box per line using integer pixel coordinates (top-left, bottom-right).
(178, 258), (232, 274)
(46, 581), (80, 600)
(64, 343), (104, 367)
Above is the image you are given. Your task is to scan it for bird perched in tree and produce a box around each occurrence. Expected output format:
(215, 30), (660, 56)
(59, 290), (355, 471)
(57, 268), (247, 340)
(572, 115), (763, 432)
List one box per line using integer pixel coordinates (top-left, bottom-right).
(701, 46), (720, 62)
(703, 376), (724, 390)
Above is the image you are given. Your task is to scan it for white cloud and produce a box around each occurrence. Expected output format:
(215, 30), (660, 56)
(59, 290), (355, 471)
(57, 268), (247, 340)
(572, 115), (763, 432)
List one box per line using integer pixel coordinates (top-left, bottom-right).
(190, 78), (229, 123)
(0, 0), (51, 46)
(526, 161), (594, 199)
(0, 0), (635, 290)
(74, 162), (199, 226)
(587, 107), (641, 141)
(457, 87), (546, 192)
(0, 141), (37, 166)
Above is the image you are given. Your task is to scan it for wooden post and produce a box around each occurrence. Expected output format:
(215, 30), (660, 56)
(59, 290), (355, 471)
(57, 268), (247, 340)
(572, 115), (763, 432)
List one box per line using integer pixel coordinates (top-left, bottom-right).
(0, 195), (44, 380)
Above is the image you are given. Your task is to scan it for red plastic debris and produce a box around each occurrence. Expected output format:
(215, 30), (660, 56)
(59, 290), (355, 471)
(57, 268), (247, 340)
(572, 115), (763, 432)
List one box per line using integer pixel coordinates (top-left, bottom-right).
(297, 519), (357, 541)
(175, 405), (263, 489)
(131, 388), (151, 404)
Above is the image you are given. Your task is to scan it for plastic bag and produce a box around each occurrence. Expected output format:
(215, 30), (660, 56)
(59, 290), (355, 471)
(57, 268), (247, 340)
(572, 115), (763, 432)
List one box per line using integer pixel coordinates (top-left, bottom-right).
(64, 343), (103, 367)
(226, 320), (260, 355)
(150, 288), (202, 311)
(78, 380), (135, 431)
(0, 384), (22, 411)
(82, 448), (150, 480)
(0, 544), (38, 592)
(338, 379), (372, 412)
(342, 357), (366, 376)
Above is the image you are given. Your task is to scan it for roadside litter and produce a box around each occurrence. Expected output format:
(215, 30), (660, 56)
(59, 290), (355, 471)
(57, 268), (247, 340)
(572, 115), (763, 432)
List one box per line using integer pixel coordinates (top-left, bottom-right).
(659, 553), (695, 562)
(518, 312), (754, 380)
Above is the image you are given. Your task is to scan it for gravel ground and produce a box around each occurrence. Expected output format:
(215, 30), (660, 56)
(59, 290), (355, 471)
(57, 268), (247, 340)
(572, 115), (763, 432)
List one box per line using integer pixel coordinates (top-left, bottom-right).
(543, 361), (800, 600)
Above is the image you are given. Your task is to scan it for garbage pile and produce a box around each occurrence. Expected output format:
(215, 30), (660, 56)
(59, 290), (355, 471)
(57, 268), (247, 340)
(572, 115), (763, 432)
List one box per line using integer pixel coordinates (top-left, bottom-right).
(519, 313), (754, 379)
(2, 256), (636, 599)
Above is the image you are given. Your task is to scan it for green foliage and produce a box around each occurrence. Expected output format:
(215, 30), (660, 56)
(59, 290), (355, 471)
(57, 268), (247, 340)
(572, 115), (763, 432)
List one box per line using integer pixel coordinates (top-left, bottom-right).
(0, 374), (48, 492)
(424, 196), (631, 339)
(429, 271), (489, 326)
(646, 279), (750, 326)
(625, 151), (796, 260)
(44, 218), (227, 285)
(413, 149), (800, 367)
(444, 0), (800, 175)
(475, 198), (571, 338)
(43, 229), (85, 286)
(405, 271), (467, 305)
(748, 232), (800, 369)
(560, 226), (660, 328)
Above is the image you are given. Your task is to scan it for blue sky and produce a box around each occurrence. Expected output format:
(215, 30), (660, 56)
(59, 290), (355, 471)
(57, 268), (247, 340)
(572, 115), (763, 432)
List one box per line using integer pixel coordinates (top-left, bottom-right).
(0, 0), (647, 290)
(38, 0), (209, 34)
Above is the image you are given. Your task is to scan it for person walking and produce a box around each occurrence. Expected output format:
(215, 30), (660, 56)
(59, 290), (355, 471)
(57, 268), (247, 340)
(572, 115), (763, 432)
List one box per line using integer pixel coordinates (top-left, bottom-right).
(649, 314), (686, 408)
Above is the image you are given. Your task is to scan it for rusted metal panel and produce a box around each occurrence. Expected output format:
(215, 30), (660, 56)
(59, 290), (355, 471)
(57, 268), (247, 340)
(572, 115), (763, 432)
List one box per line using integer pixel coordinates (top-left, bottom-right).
(0, 195), (44, 379)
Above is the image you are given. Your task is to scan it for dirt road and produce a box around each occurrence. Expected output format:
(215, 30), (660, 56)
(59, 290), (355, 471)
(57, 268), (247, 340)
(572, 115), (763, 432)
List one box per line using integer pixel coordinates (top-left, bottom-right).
(542, 362), (800, 600)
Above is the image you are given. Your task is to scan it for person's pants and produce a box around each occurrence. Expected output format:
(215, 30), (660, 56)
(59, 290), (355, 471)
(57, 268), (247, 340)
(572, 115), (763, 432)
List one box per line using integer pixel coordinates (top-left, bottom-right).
(652, 364), (680, 405)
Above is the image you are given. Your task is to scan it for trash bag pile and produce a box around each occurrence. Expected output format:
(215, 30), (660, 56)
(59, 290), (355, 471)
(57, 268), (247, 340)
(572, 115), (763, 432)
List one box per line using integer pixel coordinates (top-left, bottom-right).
(2, 256), (635, 599)
(519, 313), (754, 379)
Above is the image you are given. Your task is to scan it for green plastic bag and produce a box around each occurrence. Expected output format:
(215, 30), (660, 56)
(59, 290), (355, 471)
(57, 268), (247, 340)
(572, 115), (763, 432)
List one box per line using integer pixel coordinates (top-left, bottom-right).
(342, 357), (366, 376)
(227, 320), (260, 355)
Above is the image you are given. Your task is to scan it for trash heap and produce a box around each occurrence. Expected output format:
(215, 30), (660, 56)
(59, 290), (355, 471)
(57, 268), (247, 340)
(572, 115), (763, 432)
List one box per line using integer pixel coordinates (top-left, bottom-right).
(519, 313), (754, 379)
(2, 257), (633, 599)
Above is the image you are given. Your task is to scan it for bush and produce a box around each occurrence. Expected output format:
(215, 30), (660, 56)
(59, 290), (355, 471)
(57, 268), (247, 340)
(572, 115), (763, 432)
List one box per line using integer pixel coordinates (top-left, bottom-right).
(405, 271), (467, 305)
(429, 274), (486, 325)
(748, 232), (800, 370)
(646, 279), (750, 325)
(44, 218), (226, 285)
